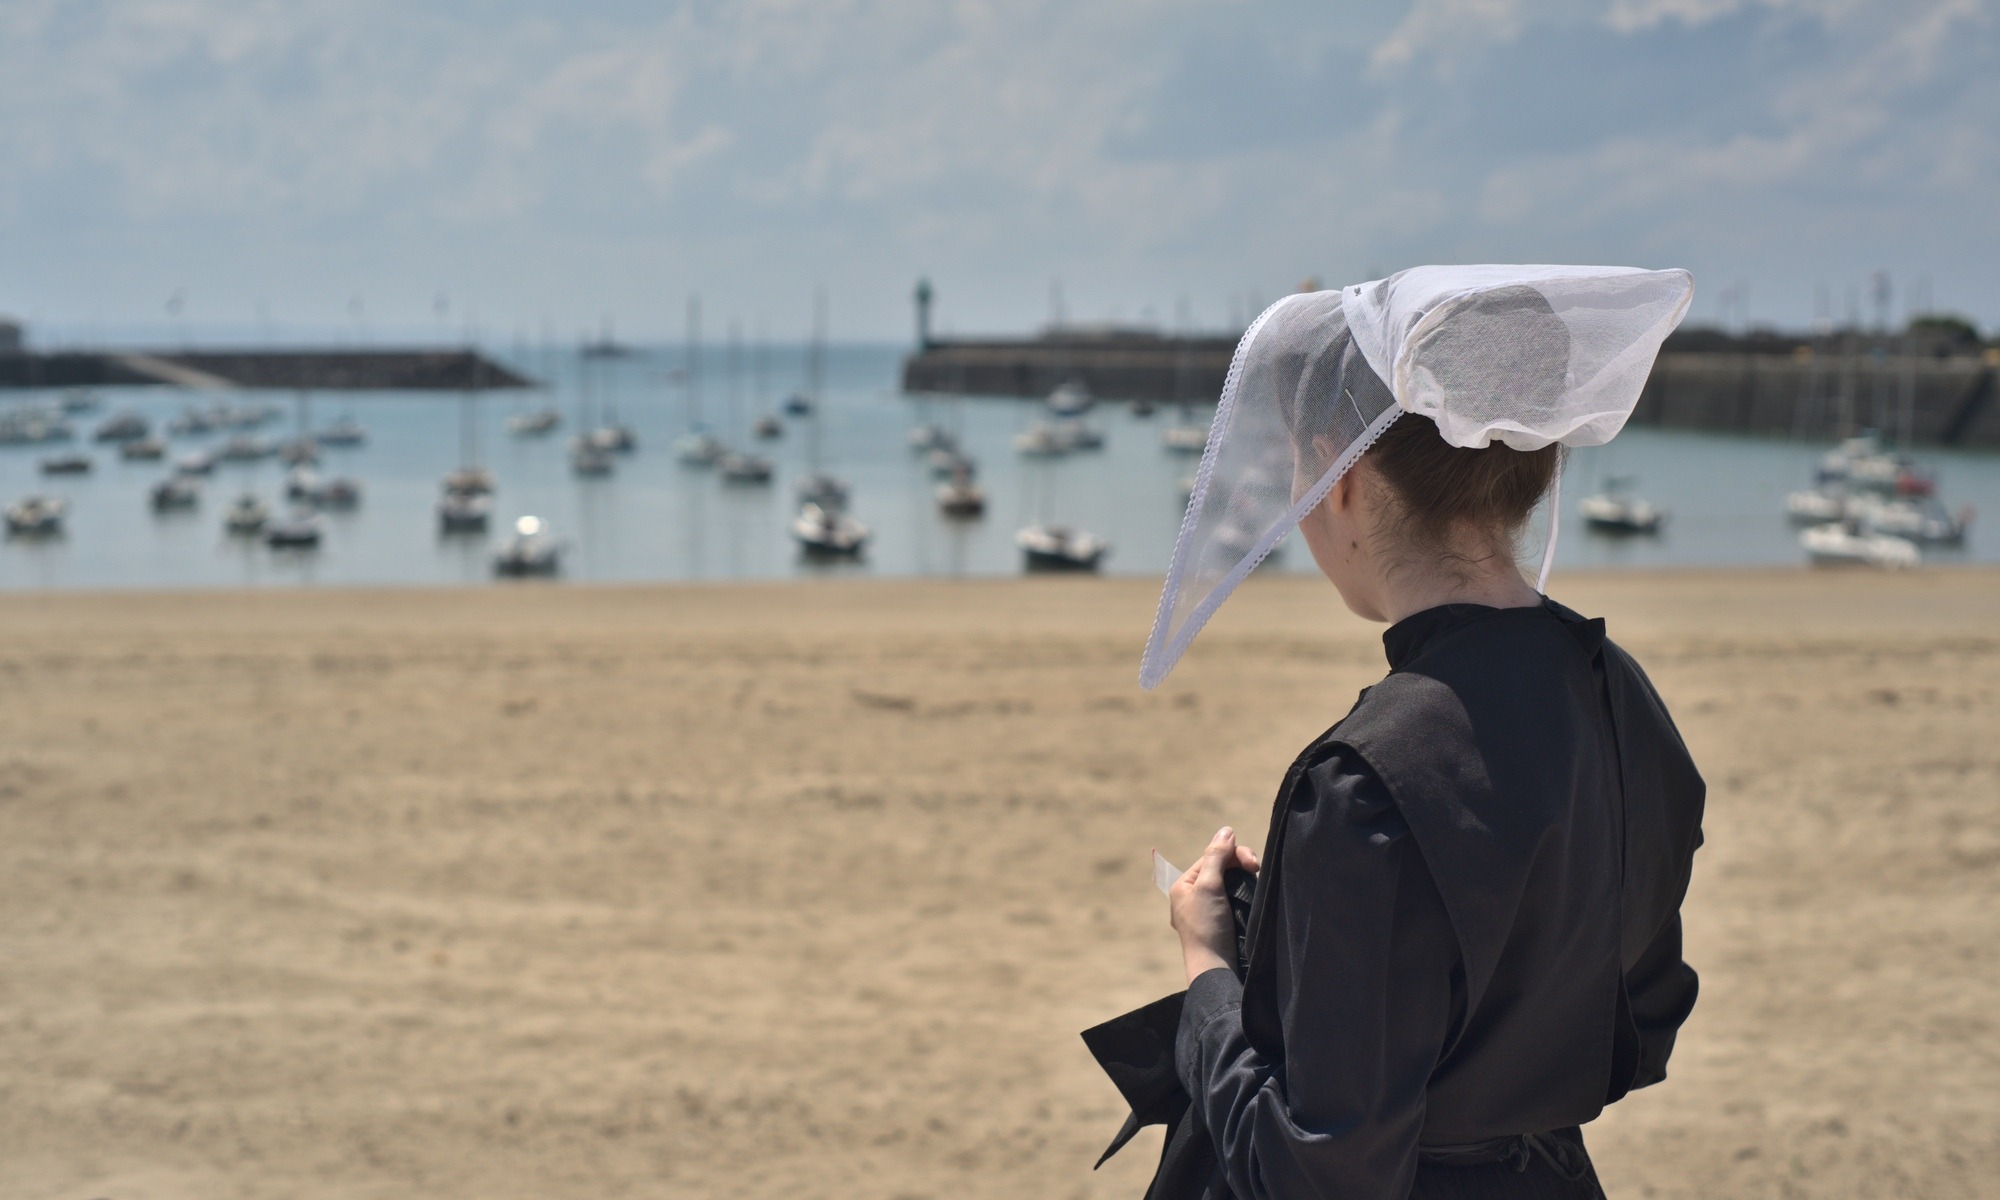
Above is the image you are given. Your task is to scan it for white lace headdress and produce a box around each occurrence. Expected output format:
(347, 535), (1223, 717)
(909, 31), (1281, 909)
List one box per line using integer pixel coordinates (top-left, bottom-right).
(1139, 264), (1694, 690)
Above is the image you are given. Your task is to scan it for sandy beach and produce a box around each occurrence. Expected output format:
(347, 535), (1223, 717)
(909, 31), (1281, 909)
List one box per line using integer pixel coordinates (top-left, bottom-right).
(2, 568), (1996, 1200)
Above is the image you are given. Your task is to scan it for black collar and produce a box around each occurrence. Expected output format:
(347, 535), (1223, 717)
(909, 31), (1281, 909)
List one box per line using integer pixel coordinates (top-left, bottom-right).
(1381, 598), (1597, 670)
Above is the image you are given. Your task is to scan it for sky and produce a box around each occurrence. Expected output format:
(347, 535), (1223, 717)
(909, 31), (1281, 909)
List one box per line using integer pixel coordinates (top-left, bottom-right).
(0, 0), (1995, 345)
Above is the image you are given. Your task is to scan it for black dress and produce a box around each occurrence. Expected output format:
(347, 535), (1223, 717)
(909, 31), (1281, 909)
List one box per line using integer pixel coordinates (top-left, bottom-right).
(1084, 600), (1704, 1200)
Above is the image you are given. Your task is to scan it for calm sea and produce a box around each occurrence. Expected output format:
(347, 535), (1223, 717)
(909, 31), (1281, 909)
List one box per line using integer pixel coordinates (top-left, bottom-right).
(3, 343), (1997, 591)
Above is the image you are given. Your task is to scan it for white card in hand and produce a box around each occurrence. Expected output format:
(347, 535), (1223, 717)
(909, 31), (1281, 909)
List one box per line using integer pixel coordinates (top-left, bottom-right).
(1153, 849), (1183, 895)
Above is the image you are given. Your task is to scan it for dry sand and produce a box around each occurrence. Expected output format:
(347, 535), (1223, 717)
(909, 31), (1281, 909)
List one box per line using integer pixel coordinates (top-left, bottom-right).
(1, 569), (1996, 1200)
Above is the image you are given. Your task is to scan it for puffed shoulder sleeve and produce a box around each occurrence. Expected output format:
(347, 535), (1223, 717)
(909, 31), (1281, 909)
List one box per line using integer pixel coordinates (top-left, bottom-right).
(1174, 749), (1460, 1200)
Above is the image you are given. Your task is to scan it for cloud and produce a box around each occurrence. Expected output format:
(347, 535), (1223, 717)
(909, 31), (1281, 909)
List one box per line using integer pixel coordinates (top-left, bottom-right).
(0, 0), (1994, 336)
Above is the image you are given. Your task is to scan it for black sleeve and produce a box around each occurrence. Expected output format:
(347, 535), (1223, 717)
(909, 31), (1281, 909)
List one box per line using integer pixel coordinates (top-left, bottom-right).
(1173, 752), (1460, 1200)
(1623, 913), (1698, 1090)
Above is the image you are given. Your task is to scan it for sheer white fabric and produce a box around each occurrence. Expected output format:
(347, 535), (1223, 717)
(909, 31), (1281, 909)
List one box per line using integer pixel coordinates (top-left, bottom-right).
(1139, 265), (1693, 690)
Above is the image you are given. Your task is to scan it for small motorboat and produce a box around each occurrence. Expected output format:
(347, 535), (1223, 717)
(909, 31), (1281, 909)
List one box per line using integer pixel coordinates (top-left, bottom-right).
(60, 390), (101, 414)
(219, 401), (279, 429)
(1046, 380), (1094, 416)
(1014, 421), (1073, 457)
(570, 441), (615, 477)
(0, 411), (73, 444)
(793, 502), (869, 556)
(279, 436), (321, 466)
(1018, 523), (1108, 572)
(224, 493), (270, 536)
(493, 515), (562, 576)
(1800, 521), (1917, 569)
(438, 491), (492, 533)
(168, 408), (219, 437)
(1052, 418), (1104, 451)
(1854, 496), (1972, 546)
(149, 475), (201, 511)
(673, 430), (727, 465)
(1579, 487), (1667, 535)
(317, 417), (368, 446)
(218, 434), (274, 462)
(316, 476), (362, 510)
(4, 494), (67, 537)
(40, 452), (93, 475)
(264, 511), (325, 549)
(936, 466), (986, 518)
(929, 448), (974, 479)
(285, 467), (322, 501)
(781, 393), (813, 417)
(1130, 398), (1156, 417)
(1785, 488), (1853, 525)
(175, 450), (219, 476)
(442, 467), (495, 496)
(1161, 423), (1208, 454)
(795, 472), (851, 511)
(93, 411), (151, 443)
(908, 422), (951, 451)
(752, 415), (784, 440)
(505, 408), (562, 437)
(720, 451), (775, 484)
(588, 424), (638, 454)
(120, 436), (168, 461)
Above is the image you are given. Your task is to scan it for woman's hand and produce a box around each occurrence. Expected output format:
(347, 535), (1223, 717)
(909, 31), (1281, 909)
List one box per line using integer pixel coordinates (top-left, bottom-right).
(1168, 826), (1261, 985)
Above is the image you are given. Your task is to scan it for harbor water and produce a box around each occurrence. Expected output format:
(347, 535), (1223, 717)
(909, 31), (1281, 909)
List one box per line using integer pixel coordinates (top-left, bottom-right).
(4, 343), (1999, 591)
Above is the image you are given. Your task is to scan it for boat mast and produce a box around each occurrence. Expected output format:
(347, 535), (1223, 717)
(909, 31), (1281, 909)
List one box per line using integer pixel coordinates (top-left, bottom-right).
(686, 295), (703, 434)
(806, 290), (826, 472)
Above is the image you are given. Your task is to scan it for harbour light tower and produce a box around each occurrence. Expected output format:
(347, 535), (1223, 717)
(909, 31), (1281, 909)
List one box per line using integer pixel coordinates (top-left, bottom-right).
(914, 278), (934, 350)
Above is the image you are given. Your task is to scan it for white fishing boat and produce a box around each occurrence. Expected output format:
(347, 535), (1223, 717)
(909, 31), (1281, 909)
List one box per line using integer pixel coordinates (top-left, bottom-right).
(40, 452), (93, 475)
(493, 516), (563, 576)
(1052, 418), (1104, 451)
(719, 451), (775, 484)
(1017, 523), (1108, 572)
(908, 422), (951, 451)
(795, 472), (850, 511)
(673, 430), (726, 465)
(218, 434), (274, 462)
(1046, 379), (1094, 416)
(316, 476), (362, 510)
(793, 502), (869, 556)
(438, 491), (492, 533)
(168, 408), (219, 437)
(442, 466), (495, 496)
(285, 467), (321, 500)
(1579, 486), (1667, 535)
(317, 416), (368, 447)
(4, 494), (67, 536)
(505, 408), (562, 437)
(263, 511), (325, 549)
(929, 448), (974, 478)
(93, 411), (151, 443)
(223, 493), (269, 536)
(149, 475), (201, 511)
(1800, 521), (1918, 569)
(120, 437), (168, 461)
(1853, 495), (1972, 545)
(279, 436), (320, 466)
(570, 440), (615, 477)
(1014, 421), (1073, 457)
(1785, 487), (1854, 524)
(1161, 422), (1208, 454)
(587, 424), (637, 454)
(936, 465), (986, 518)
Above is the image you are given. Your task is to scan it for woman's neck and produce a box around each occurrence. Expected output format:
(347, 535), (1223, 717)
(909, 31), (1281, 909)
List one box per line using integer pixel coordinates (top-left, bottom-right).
(1374, 554), (1543, 625)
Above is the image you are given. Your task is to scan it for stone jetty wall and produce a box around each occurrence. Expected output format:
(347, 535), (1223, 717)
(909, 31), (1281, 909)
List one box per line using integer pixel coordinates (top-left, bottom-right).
(0, 348), (532, 391)
(903, 335), (2000, 449)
